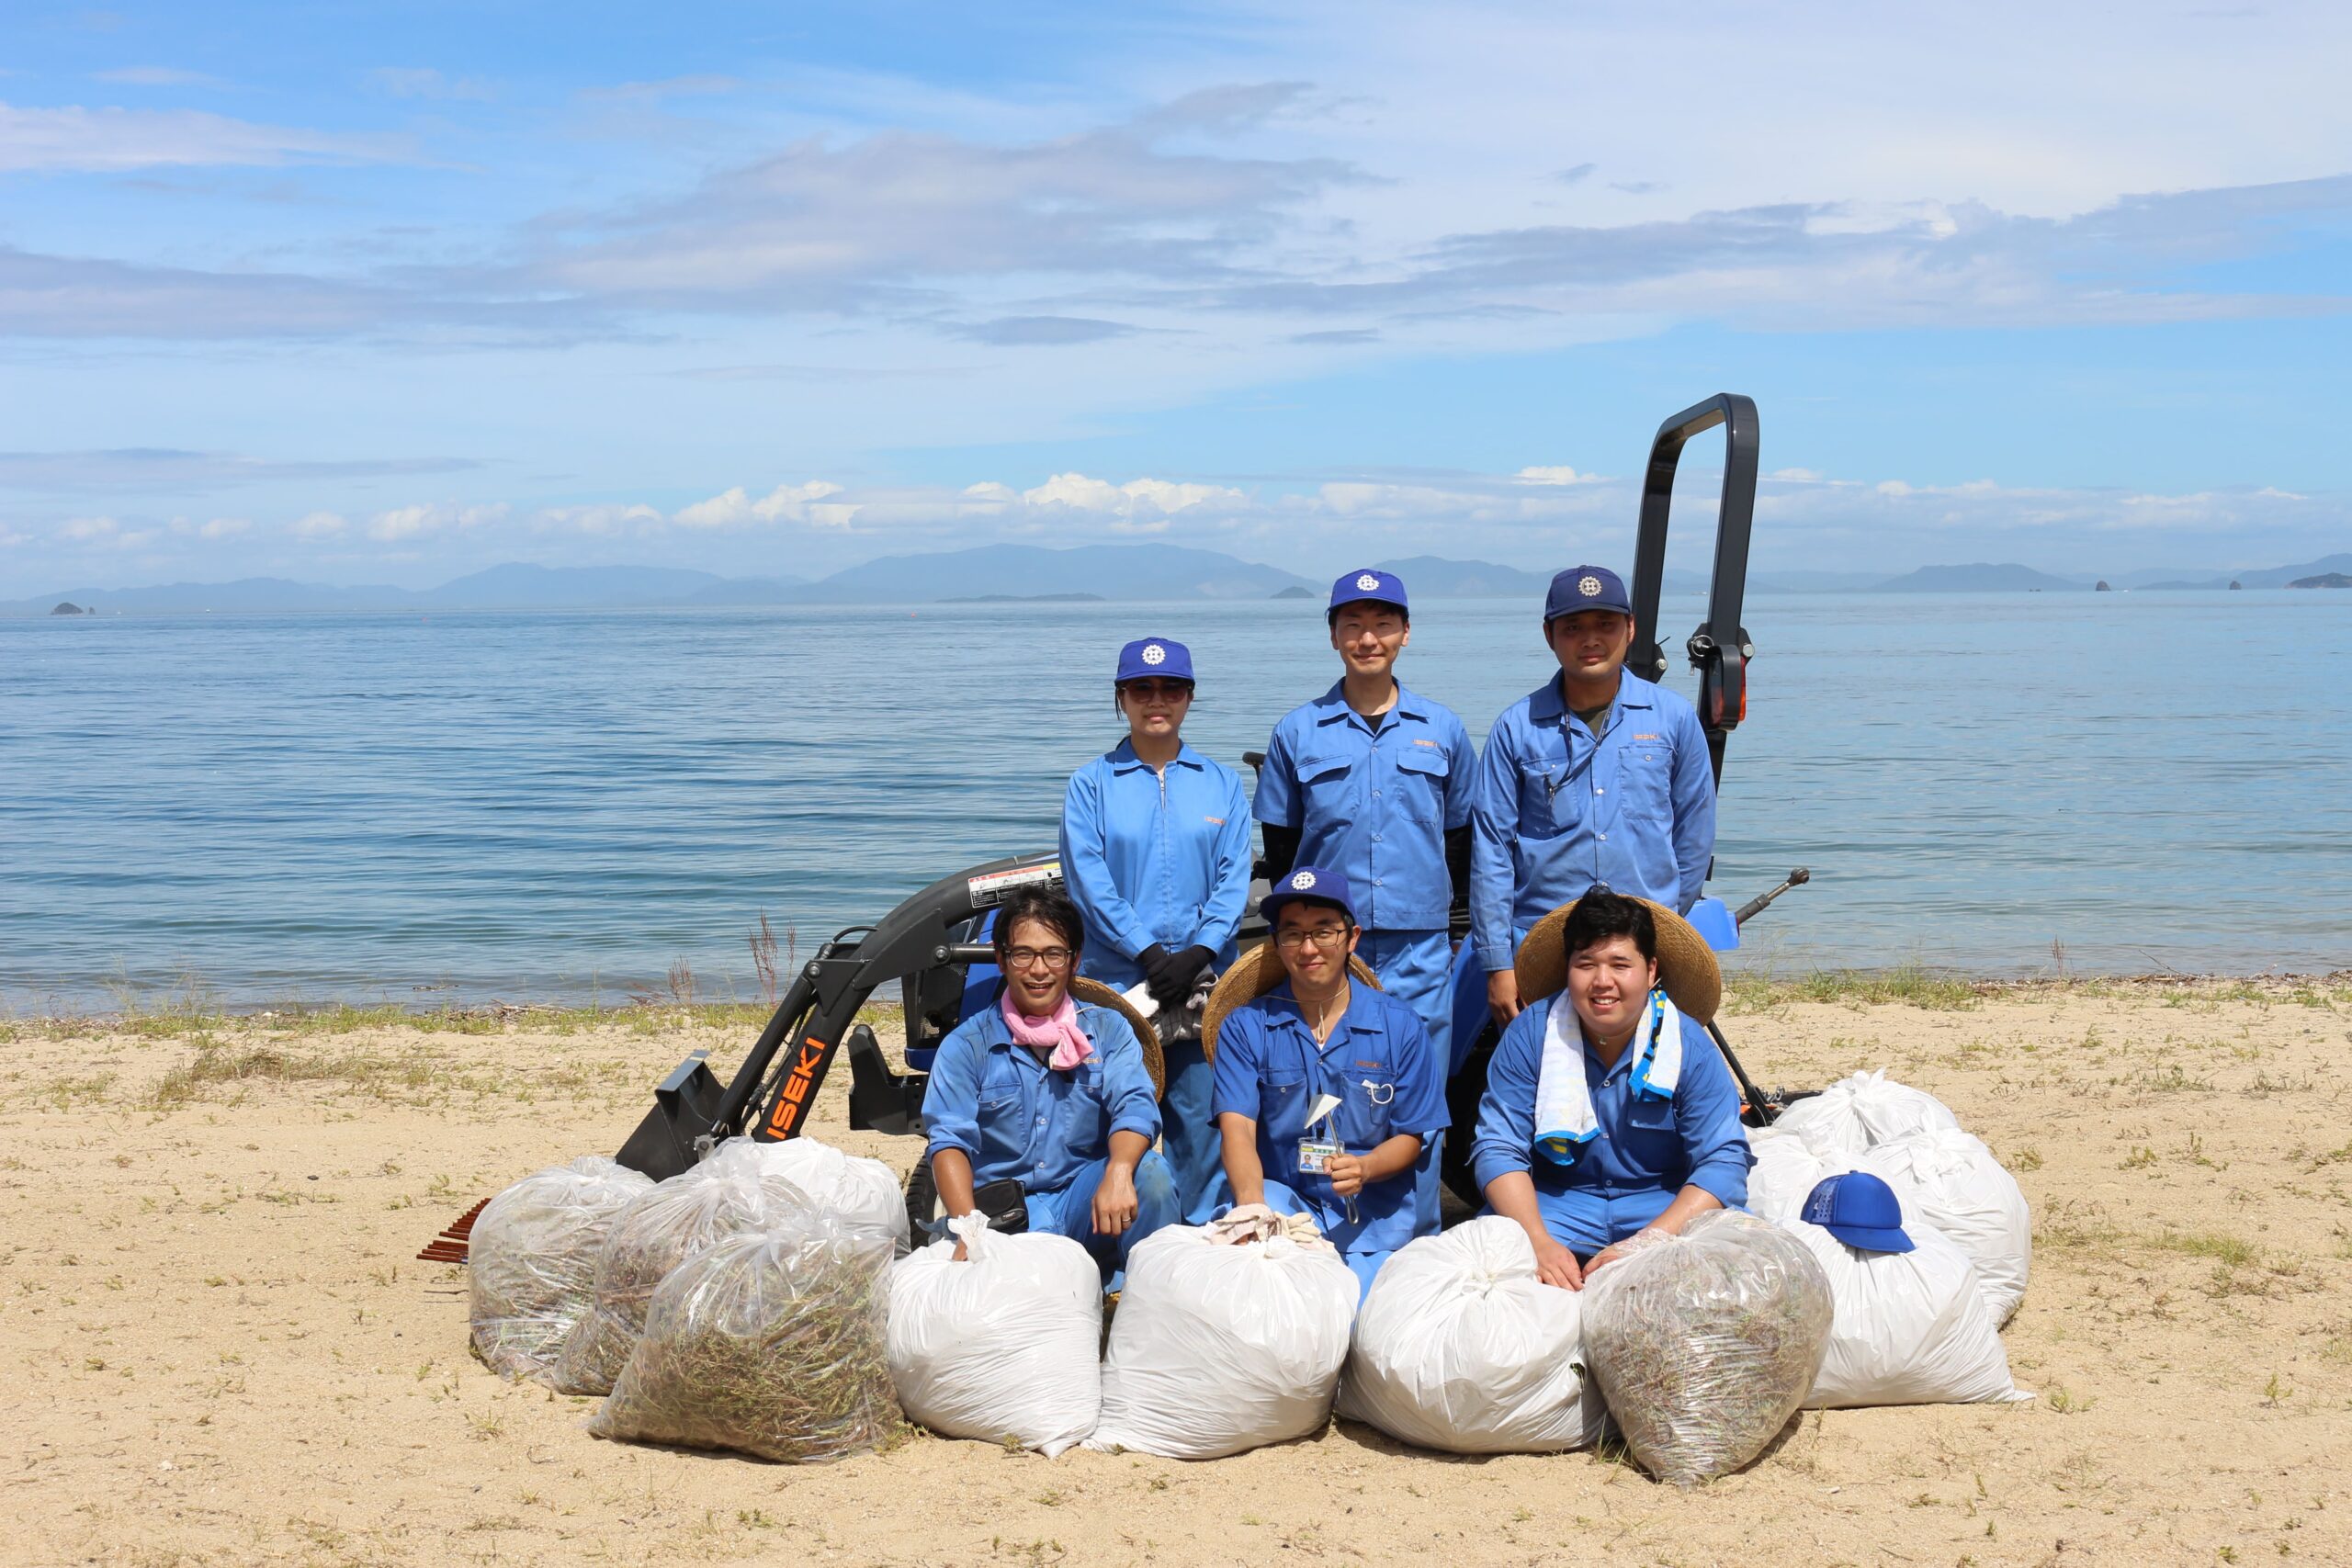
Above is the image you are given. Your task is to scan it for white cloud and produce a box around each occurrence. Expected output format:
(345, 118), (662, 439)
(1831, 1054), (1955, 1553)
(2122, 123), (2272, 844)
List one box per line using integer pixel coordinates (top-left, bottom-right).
(1513, 465), (1606, 486)
(289, 511), (347, 537)
(61, 515), (118, 539)
(0, 100), (406, 172)
(670, 480), (847, 529)
(198, 516), (249, 539)
(1018, 473), (1247, 520)
(366, 502), (508, 541)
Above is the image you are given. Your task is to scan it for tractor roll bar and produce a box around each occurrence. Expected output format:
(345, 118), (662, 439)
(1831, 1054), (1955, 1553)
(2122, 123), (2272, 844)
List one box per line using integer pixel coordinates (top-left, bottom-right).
(1627, 392), (1759, 791)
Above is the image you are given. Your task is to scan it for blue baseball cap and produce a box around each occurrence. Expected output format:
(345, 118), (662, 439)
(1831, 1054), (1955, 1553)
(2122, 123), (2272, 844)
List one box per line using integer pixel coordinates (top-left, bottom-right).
(1329, 568), (1408, 615)
(1802, 1172), (1916, 1254)
(1544, 565), (1631, 621)
(1115, 637), (1194, 683)
(1258, 863), (1357, 927)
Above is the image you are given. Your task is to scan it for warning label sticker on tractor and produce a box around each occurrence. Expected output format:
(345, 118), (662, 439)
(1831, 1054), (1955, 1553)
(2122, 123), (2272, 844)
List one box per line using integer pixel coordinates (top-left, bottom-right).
(968, 862), (1063, 908)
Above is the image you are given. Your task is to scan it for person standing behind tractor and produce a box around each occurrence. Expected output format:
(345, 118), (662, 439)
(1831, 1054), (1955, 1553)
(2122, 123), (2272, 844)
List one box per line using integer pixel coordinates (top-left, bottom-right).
(1061, 637), (1253, 1222)
(1252, 568), (1473, 1231)
(921, 886), (1181, 1282)
(1468, 566), (1716, 1035)
(1204, 866), (1447, 1301)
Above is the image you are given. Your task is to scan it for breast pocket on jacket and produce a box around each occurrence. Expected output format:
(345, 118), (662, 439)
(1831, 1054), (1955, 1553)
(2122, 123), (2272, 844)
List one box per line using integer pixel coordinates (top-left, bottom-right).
(1620, 1094), (1681, 1176)
(1394, 746), (1450, 827)
(1516, 756), (1571, 839)
(1057, 1065), (1111, 1158)
(1295, 752), (1355, 822)
(1335, 1067), (1396, 1150)
(977, 1065), (1028, 1166)
(1618, 745), (1674, 824)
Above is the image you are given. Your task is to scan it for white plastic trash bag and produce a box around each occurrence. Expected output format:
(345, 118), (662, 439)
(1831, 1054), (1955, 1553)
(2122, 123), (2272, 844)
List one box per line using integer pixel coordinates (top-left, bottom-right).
(1853, 1128), (2031, 1326)
(1788, 1219), (2026, 1408)
(1089, 1221), (1359, 1460)
(704, 1135), (910, 1251)
(888, 1213), (1103, 1457)
(1771, 1070), (1961, 1159)
(1336, 1216), (1605, 1454)
(1581, 1210), (1834, 1487)
(589, 1213), (901, 1463)
(468, 1156), (653, 1382)
(552, 1157), (806, 1395)
(1744, 1127), (1834, 1225)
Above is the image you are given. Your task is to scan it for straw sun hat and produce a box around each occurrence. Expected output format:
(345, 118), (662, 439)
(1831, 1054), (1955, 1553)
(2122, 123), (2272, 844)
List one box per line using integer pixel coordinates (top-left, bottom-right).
(1200, 942), (1383, 1059)
(1069, 976), (1166, 1096)
(1513, 894), (1723, 1024)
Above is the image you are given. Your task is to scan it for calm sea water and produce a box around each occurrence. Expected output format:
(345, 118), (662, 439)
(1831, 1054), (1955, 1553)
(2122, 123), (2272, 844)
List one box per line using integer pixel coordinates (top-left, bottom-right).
(4, 592), (2347, 1009)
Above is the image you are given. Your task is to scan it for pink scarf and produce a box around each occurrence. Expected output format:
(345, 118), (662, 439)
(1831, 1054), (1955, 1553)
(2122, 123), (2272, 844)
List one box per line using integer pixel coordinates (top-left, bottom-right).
(1001, 990), (1093, 1071)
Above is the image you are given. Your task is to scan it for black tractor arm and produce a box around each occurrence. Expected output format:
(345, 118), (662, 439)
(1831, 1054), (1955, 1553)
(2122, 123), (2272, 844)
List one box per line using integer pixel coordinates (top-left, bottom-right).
(613, 852), (1063, 1181)
(1627, 392), (1759, 793)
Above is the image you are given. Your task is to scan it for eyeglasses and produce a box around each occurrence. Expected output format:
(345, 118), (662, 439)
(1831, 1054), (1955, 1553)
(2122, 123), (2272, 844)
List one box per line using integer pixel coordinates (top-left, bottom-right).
(1120, 680), (1194, 702)
(1272, 927), (1351, 951)
(1002, 946), (1074, 971)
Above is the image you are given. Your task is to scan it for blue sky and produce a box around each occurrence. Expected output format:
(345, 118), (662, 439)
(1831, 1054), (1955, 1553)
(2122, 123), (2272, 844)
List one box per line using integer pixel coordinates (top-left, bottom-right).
(4, 0), (2348, 591)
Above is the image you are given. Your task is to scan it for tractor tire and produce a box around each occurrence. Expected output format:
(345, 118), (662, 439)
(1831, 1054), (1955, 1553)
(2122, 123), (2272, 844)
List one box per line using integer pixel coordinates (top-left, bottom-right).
(902, 1158), (940, 1243)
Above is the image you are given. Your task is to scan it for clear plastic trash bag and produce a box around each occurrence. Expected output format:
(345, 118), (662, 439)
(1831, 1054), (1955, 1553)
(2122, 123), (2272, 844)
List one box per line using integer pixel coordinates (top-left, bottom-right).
(702, 1135), (910, 1252)
(1580, 1209), (1834, 1486)
(589, 1213), (901, 1463)
(468, 1156), (653, 1382)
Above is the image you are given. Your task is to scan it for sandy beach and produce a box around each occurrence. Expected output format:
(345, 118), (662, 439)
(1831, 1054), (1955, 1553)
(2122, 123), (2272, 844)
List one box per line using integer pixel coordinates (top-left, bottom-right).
(5, 976), (2349, 1567)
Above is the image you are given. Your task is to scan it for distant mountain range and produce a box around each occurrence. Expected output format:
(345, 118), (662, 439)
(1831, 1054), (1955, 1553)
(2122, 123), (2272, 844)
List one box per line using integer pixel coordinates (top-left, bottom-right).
(8, 547), (2349, 617)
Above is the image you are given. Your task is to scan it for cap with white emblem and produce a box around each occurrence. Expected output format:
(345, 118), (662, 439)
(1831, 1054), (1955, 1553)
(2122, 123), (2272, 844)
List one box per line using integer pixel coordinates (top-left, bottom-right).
(1544, 564), (1631, 620)
(1115, 637), (1194, 683)
(1258, 863), (1358, 927)
(1327, 567), (1408, 616)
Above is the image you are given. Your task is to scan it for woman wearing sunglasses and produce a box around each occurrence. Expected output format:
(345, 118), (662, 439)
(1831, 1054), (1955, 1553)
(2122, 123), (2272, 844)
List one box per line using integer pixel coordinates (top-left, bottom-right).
(1059, 637), (1253, 1221)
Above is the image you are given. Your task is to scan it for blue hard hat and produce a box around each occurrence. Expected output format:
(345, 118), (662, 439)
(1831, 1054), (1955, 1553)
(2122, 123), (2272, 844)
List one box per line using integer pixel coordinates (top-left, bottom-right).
(1802, 1171), (1916, 1254)
(1544, 565), (1631, 620)
(1258, 863), (1357, 927)
(1115, 637), (1194, 683)
(1329, 567), (1408, 615)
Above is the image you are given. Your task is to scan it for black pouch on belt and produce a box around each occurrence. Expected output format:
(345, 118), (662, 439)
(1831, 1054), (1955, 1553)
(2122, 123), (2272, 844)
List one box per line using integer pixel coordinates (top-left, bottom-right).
(973, 1178), (1029, 1235)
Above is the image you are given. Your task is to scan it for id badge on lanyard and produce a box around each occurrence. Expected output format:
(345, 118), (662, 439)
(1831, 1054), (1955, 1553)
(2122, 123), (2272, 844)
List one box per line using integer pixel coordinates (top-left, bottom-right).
(1295, 1137), (1342, 1174)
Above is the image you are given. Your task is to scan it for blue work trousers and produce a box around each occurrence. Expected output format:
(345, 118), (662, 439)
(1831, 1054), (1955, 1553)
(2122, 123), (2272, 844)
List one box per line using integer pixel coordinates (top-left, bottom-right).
(1358, 927), (1456, 1239)
(1159, 1040), (1231, 1224)
(1258, 1179), (1394, 1305)
(1025, 1150), (1182, 1285)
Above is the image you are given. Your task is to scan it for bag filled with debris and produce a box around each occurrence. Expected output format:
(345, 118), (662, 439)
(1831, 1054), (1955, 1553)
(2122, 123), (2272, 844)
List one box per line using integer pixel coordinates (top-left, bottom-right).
(551, 1156), (808, 1395)
(703, 1135), (910, 1252)
(468, 1156), (654, 1382)
(1088, 1207), (1359, 1460)
(1337, 1216), (1606, 1454)
(888, 1213), (1104, 1456)
(1580, 1209), (1834, 1486)
(589, 1212), (902, 1463)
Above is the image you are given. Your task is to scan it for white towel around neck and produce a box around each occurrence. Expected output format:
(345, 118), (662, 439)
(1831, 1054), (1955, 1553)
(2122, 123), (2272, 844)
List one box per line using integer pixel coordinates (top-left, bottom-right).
(1534, 987), (1683, 1162)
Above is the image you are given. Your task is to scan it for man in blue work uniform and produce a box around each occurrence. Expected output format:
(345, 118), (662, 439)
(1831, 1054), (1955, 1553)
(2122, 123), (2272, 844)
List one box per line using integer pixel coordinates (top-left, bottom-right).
(922, 886), (1182, 1282)
(1208, 866), (1448, 1301)
(1465, 566), (1716, 1042)
(1254, 568), (1476, 1229)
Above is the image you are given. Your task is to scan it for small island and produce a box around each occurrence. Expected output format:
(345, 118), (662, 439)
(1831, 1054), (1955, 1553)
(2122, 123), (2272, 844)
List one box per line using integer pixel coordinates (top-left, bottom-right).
(50, 602), (88, 616)
(937, 592), (1107, 604)
(1270, 585), (1315, 600)
(2288, 572), (2351, 590)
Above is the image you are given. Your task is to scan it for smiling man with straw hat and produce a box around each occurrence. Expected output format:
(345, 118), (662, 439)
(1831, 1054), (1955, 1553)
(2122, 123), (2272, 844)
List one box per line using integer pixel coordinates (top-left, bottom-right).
(1204, 866), (1449, 1302)
(1467, 887), (1751, 1292)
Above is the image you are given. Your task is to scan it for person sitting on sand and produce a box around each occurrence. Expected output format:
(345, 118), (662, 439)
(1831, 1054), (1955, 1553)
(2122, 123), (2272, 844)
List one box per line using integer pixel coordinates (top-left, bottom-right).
(1204, 866), (1448, 1301)
(1470, 888), (1749, 1289)
(921, 886), (1181, 1280)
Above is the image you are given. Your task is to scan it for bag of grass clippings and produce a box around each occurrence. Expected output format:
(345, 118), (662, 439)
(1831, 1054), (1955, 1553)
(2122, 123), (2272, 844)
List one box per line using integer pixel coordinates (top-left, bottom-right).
(590, 1213), (902, 1463)
(551, 1157), (807, 1396)
(702, 1135), (910, 1252)
(468, 1156), (653, 1382)
(1581, 1209), (1834, 1486)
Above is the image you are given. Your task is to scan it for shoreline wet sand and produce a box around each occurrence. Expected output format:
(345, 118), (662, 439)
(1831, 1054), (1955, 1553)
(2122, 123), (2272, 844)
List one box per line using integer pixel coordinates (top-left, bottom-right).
(5, 975), (2349, 1565)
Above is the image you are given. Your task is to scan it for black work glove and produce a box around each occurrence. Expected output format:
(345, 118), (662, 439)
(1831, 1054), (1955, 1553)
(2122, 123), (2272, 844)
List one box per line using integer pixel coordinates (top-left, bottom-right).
(1145, 943), (1216, 1009)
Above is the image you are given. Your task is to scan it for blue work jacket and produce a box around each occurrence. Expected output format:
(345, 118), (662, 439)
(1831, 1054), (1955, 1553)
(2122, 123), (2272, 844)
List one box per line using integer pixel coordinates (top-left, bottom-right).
(1210, 979), (1449, 1255)
(1469, 994), (1749, 1209)
(1061, 739), (1253, 990)
(922, 1000), (1162, 1196)
(1252, 680), (1477, 931)
(1469, 671), (1715, 968)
